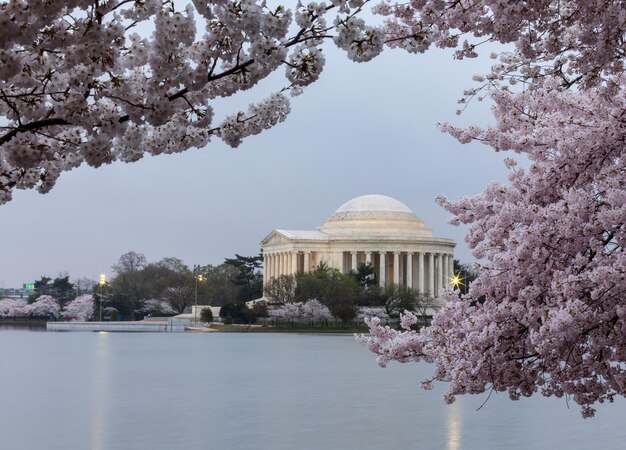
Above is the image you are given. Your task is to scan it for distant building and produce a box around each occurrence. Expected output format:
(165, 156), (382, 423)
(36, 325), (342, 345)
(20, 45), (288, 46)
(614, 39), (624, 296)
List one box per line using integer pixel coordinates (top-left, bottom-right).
(260, 195), (456, 297)
(0, 287), (31, 299)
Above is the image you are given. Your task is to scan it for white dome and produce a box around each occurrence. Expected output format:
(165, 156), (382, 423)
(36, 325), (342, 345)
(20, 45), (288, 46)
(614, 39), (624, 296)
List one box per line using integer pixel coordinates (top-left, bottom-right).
(335, 195), (413, 214)
(320, 194), (432, 238)
(328, 194), (422, 222)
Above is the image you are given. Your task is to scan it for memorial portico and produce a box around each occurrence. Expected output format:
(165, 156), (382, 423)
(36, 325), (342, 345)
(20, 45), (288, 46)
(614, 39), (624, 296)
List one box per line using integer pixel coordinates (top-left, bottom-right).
(260, 195), (456, 298)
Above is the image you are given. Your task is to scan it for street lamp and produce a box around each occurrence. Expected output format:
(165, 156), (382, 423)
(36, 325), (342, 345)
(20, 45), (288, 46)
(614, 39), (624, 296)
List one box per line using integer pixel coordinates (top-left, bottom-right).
(194, 266), (203, 324)
(98, 274), (106, 321)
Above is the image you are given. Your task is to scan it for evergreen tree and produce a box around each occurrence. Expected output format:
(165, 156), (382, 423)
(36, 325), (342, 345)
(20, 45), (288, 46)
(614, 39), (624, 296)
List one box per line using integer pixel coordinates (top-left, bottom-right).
(224, 253), (264, 302)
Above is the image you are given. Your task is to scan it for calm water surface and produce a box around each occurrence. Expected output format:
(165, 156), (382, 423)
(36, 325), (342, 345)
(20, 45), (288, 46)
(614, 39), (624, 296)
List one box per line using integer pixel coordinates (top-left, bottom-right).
(1, 329), (625, 450)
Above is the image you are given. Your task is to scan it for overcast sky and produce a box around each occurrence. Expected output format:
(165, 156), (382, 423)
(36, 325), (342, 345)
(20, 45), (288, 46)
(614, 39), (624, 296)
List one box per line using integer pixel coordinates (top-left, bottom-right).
(0, 38), (512, 288)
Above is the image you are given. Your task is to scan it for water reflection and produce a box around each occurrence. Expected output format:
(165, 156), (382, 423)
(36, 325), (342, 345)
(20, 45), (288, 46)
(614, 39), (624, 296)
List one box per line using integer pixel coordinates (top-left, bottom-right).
(0, 331), (625, 450)
(447, 400), (462, 450)
(91, 332), (110, 450)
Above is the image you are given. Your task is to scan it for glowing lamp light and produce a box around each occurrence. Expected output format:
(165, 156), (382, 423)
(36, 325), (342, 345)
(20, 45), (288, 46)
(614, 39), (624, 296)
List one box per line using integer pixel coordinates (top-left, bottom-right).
(197, 274), (204, 282)
(98, 274), (107, 321)
(450, 273), (464, 288)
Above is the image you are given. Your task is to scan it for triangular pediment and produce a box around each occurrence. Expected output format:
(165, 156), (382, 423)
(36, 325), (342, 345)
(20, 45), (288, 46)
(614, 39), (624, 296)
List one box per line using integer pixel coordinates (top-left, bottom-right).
(261, 229), (329, 247)
(260, 230), (290, 246)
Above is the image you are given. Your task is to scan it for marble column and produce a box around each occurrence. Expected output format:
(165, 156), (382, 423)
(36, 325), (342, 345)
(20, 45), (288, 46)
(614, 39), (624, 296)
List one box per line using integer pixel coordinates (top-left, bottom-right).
(291, 251), (298, 275)
(442, 254), (449, 288)
(438, 253), (444, 296)
(281, 252), (287, 277)
(417, 252), (424, 294)
(365, 252), (372, 265)
(379, 252), (386, 288)
(406, 252), (413, 289)
(270, 254), (276, 280)
(393, 251), (400, 285)
(266, 254), (271, 281)
(428, 252), (434, 297)
(448, 254), (454, 280)
(304, 252), (310, 273)
(351, 252), (358, 271)
(263, 254), (268, 286)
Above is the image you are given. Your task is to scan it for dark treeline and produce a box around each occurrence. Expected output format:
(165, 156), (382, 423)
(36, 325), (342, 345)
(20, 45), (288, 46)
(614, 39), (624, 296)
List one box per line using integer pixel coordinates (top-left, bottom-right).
(103, 251), (263, 320)
(27, 251), (263, 321)
(24, 255), (475, 323)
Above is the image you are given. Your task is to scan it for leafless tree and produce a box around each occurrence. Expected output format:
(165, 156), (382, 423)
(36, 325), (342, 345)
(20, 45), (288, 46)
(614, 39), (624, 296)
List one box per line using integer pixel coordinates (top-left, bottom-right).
(112, 251), (147, 274)
(265, 275), (297, 305)
(73, 277), (96, 295)
(413, 294), (438, 327)
(162, 285), (194, 314)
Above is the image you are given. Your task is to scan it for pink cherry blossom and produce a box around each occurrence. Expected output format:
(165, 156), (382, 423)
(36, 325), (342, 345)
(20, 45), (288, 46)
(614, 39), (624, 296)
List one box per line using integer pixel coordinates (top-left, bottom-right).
(269, 302), (303, 321)
(3, 1), (625, 204)
(27, 295), (61, 319)
(361, 82), (626, 418)
(0, 0), (378, 203)
(0, 298), (28, 317)
(301, 299), (334, 322)
(269, 299), (333, 322)
(61, 295), (95, 321)
(141, 298), (176, 315)
(356, 307), (390, 323)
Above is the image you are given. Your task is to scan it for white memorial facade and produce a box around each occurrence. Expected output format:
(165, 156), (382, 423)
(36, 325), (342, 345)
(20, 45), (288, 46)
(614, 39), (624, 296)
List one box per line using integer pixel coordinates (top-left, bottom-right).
(260, 195), (456, 298)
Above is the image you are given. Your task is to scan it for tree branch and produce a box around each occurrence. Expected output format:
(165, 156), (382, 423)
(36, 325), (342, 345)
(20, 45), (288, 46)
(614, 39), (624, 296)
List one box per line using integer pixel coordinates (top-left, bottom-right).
(0, 118), (70, 146)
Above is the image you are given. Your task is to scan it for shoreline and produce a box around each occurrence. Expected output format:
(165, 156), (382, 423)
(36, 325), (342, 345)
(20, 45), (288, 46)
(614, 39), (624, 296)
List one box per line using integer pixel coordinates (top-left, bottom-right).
(0, 321), (370, 334)
(205, 323), (369, 333)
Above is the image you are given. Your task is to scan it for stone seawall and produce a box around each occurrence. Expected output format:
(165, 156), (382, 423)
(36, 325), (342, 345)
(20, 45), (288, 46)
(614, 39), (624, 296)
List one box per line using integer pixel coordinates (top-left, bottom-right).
(47, 319), (190, 332)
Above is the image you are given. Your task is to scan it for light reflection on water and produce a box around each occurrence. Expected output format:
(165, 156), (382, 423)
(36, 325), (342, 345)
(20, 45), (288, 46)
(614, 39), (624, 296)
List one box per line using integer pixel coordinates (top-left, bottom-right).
(447, 401), (462, 450)
(1, 329), (625, 450)
(91, 332), (109, 450)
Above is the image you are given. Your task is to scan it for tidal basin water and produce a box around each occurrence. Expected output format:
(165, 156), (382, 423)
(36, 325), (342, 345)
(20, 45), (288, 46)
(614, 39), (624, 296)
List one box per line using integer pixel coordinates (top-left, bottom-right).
(2, 329), (625, 450)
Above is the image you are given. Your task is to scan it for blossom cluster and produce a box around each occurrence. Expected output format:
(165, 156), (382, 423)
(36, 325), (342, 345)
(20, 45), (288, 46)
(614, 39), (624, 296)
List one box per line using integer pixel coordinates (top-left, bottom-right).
(376, 0), (626, 88)
(355, 307), (390, 323)
(269, 299), (333, 322)
(6, 1), (618, 203)
(0, 294), (97, 321)
(3, 0), (625, 204)
(0, 295), (61, 319)
(361, 81), (626, 417)
(61, 295), (96, 321)
(0, 0), (382, 204)
(140, 298), (177, 316)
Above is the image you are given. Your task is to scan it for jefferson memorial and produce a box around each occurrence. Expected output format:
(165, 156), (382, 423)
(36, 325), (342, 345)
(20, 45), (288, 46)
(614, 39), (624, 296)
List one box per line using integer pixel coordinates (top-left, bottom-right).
(261, 195), (456, 298)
